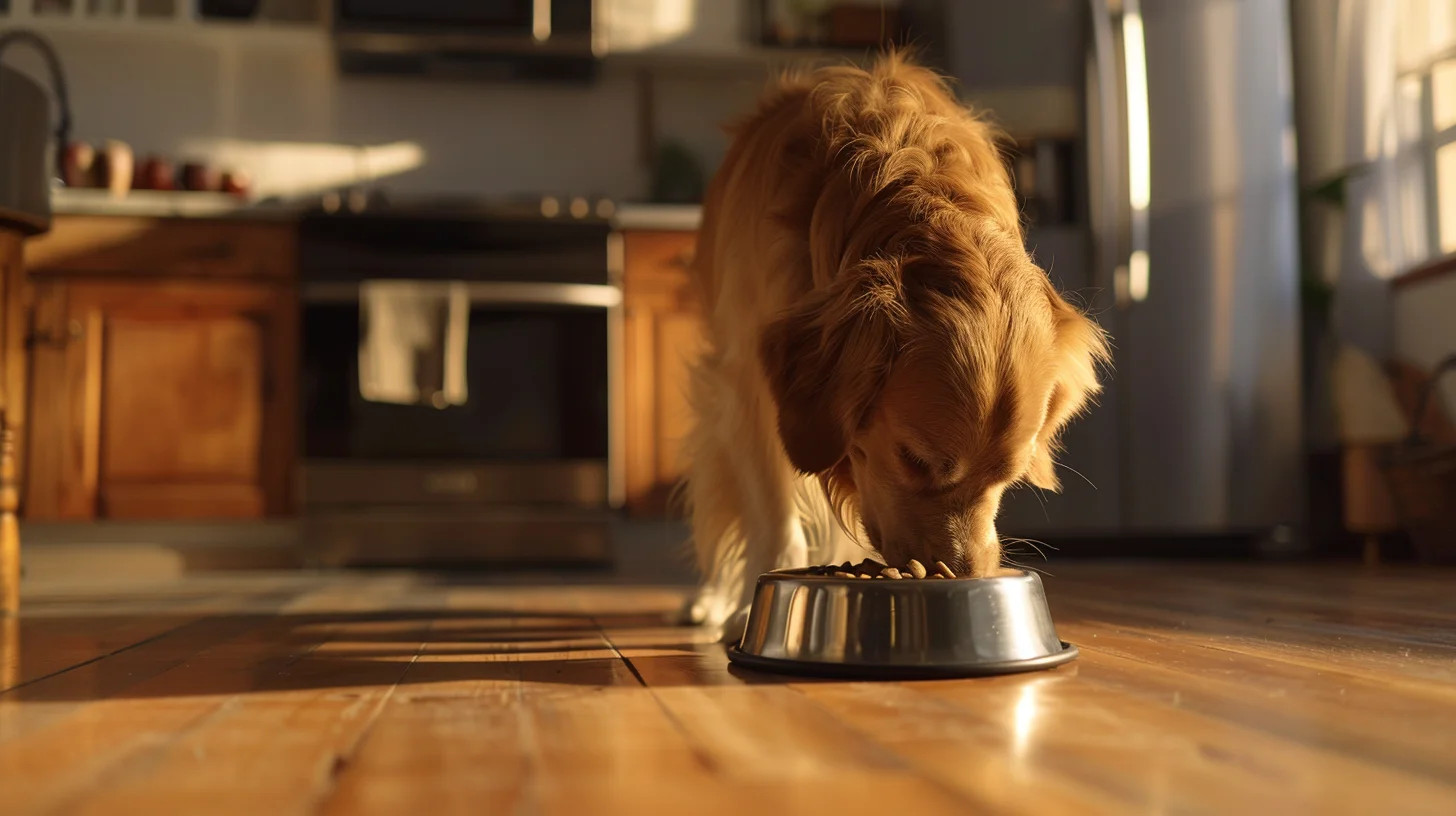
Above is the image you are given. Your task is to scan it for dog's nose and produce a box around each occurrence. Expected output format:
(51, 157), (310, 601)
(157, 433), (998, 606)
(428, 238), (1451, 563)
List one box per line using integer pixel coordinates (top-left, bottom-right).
(944, 513), (1000, 577)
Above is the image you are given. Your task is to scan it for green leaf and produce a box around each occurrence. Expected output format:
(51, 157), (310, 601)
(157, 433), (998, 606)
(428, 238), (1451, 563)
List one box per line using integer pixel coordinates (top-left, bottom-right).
(1302, 162), (1372, 210)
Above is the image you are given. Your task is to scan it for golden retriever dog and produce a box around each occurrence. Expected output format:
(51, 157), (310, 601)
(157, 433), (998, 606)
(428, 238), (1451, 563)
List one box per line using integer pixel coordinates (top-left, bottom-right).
(680, 53), (1109, 639)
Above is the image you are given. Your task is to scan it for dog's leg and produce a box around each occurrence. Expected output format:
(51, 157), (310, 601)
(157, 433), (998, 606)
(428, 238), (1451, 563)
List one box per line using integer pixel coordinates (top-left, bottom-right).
(680, 358), (803, 643)
(678, 353), (749, 631)
(714, 378), (807, 644)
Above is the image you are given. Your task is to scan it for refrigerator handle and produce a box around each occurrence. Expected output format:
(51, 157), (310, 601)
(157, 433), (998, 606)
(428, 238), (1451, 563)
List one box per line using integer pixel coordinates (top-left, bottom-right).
(1121, 0), (1152, 304)
(1086, 0), (1121, 307)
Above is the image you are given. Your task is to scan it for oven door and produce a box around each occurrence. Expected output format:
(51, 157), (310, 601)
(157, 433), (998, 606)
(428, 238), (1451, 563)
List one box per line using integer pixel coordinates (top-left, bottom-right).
(300, 279), (623, 568)
(300, 280), (623, 509)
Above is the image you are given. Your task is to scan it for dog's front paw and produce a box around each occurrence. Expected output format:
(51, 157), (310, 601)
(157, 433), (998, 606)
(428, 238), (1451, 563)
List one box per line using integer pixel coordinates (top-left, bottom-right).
(718, 605), (750, 646)
(674, 586), (752, 646)
(676, 585), (734, 629)
(674, 592), (711, 627)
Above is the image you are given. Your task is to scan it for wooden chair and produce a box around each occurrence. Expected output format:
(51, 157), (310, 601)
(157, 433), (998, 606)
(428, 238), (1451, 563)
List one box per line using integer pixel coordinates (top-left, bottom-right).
(1, 422), (17, 616)
(1, 227), (23, 617)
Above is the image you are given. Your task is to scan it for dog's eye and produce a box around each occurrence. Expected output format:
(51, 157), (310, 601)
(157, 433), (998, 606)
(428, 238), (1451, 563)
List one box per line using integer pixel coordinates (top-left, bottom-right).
(897, 446), (933, 477)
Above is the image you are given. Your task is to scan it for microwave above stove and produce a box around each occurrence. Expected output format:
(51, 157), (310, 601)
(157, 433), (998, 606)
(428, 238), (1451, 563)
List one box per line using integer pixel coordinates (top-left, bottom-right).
(333, 0), (603, 80)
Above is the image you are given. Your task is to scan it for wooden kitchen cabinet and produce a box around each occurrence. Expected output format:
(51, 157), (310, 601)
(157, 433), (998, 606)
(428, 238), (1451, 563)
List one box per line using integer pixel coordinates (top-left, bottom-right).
(622, 230), (705, 518)
(23, 217), (297, 521)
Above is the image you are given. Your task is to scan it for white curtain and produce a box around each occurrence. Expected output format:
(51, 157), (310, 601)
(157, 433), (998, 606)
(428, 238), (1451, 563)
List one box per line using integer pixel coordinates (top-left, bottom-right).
(1323, 0), (1455, 362)
(1293, 0), (1456, 444)
(1342, 0), (1456, 280)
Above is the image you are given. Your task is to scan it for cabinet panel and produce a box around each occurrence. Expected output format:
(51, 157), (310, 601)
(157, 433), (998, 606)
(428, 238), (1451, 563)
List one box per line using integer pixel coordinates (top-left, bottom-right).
(24, 278), (294, 521)
(102, 315), (263, 482)
(622, 229), (704, 518)
(24, 281), (100, 520)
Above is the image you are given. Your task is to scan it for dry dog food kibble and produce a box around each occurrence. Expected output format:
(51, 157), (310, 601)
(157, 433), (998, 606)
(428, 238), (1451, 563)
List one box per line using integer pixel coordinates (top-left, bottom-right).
(796, 557), (962, 580)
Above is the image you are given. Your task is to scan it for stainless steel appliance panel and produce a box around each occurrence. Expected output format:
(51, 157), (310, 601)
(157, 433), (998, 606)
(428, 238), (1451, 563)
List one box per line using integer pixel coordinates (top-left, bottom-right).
(994, 0), (1303, 538)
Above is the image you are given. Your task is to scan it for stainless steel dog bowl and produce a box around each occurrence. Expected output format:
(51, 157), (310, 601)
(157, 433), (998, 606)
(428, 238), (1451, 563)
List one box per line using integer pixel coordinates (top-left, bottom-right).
(727, 568), (1077, 678)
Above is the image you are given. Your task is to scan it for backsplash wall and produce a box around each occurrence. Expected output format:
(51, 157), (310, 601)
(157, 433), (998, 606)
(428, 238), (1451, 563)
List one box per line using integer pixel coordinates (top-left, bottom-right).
(5, 26), (764, 201)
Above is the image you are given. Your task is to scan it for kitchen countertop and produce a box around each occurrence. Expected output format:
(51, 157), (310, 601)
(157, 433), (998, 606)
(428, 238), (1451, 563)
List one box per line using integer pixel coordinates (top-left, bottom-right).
(51, 189), (703, 232)
(50, 189), (309, 221)
(610, 203), (702, 231)
(5, 563), (1455, 814)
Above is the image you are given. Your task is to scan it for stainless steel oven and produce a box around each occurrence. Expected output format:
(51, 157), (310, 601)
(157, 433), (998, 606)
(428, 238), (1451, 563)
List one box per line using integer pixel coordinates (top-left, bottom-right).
(298, 199), (622, 568)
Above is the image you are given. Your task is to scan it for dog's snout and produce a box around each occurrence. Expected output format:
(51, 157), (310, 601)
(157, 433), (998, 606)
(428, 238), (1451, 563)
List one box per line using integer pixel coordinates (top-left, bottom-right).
(871, 505), (1001, 577)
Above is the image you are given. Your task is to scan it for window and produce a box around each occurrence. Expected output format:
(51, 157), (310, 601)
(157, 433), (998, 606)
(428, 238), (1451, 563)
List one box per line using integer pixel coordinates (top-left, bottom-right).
(1400, 0), (1456, 257)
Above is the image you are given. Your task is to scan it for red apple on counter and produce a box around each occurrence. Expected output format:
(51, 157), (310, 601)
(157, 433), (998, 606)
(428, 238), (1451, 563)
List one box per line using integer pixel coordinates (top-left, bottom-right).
(220, 168), (252, 200)
(180, 161), (220, 193)
(134, 156), (175, 191)
(61, 141), (95, 188)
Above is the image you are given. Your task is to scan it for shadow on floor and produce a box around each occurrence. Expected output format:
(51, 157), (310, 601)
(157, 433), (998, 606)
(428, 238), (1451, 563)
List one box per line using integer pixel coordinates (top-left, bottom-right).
(1, 608), (824, 700)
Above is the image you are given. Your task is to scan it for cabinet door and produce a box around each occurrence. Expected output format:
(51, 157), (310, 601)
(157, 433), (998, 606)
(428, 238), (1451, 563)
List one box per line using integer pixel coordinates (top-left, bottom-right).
(25, 279), (296, 520)
(622, 231), (704, 518)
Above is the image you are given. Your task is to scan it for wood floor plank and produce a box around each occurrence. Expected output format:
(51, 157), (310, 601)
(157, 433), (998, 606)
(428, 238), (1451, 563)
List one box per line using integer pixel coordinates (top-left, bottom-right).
(1046, 565), (1456, 620)
(1047, 573), (1456, 650)
(0, 581), (421, 814)
(52, 619), (433, 816)
(2, 614), (205, 692)
(911, 668), (1456, 815)
(781, 677), (1130, 816)
(3, 568), (1455, 815)
(1049, 594), (1456, 688)
(1, 581), (311, 693)
(1061, 632), (1456, 781)
(0, 615), (310, 813)
(1091, 569), (1456, 624)
(316, 619), (722, 815)
(606, 627), (986, 814)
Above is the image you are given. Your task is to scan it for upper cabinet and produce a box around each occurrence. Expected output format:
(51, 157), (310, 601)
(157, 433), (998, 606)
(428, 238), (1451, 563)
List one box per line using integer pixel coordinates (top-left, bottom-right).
(22, 216), (298, 521)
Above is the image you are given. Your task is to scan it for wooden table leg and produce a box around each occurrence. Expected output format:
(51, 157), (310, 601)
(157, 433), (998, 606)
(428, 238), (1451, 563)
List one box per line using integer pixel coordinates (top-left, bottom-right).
(0, 423), (19, 616)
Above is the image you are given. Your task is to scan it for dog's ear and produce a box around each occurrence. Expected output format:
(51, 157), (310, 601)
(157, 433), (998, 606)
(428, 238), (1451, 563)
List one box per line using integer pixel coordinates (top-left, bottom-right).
(759, 261), (904, 474)
(1026, 289), (1110, 491)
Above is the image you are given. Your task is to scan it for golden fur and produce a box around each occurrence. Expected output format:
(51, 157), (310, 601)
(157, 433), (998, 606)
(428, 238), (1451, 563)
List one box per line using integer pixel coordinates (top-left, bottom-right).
(680, 53), (1109, 636)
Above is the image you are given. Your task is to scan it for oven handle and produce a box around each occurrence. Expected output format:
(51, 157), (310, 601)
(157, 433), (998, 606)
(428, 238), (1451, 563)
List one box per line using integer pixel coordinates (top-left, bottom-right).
(301, 281), (622, 308)
(1086, 0), (1120, 306)
(533, 0), (552, 41)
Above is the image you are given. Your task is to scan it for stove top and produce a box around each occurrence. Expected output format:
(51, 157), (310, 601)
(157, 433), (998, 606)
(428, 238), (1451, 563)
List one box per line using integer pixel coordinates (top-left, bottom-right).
(308, 189), (618, 222)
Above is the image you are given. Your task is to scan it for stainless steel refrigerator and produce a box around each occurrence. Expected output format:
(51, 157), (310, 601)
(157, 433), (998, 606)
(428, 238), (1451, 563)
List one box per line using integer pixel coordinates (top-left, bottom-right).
(939, 0), (1305, 551)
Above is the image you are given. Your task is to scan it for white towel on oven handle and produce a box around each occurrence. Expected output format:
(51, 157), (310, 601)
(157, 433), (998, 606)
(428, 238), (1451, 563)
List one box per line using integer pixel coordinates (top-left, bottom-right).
(358, 280), (470, 408)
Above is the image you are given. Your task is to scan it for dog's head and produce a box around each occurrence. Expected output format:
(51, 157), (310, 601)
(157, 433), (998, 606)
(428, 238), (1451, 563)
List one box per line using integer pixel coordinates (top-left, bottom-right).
(759, 219), (1108, 577)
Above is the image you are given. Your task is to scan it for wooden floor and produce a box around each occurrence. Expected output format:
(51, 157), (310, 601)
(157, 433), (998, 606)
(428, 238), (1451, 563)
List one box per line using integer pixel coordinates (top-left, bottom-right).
(2, 563), (1455, 815)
